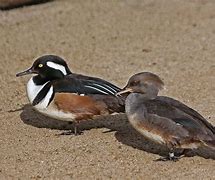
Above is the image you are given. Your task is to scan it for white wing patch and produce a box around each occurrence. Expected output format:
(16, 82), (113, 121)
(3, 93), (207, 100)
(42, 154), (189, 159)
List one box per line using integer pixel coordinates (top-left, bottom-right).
(102, 84), (119, 92)
(84, 83), (118, 95)
(47, 61), (67, 75)
(84, 85), (109, 95)
(92, 83), (116, 95)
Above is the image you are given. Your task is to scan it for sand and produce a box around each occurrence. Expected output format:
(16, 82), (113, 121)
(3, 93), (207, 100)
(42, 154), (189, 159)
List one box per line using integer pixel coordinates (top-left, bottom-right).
(0, 0), (215, 179)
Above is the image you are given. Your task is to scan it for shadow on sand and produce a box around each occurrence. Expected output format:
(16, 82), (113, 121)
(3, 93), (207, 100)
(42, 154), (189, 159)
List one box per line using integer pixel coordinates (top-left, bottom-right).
(18, 104), (215, 161)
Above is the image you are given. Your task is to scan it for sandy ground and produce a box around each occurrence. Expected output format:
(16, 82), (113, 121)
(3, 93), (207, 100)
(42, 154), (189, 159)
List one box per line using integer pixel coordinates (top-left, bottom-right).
(0, 0), (215, 179)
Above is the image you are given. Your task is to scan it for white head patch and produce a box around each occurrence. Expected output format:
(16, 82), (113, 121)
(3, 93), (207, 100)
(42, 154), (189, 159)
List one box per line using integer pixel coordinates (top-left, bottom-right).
(47, 61), (67, 75)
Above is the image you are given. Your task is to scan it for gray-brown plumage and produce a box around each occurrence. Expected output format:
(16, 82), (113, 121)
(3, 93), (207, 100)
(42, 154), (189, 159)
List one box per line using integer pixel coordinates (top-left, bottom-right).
(116, 72), (215, 161)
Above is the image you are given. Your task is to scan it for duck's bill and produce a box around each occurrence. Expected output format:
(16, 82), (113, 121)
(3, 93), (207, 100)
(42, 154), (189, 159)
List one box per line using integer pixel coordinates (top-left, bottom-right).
(115, 88), (133, 96)
(16, 67), (35, 77)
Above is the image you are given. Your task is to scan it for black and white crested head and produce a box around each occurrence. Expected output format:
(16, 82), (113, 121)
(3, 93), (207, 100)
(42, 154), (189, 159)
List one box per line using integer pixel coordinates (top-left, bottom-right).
(31, 55), (72, 78)
(16, 55), (72, 84)
(35, 55), (71, 75)
(16, 55), (73, 106)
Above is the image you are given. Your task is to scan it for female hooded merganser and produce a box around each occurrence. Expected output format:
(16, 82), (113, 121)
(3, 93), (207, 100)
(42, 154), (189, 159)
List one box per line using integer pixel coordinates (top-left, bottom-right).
(116, 72), (215, 161)
(16, 55), (125, 135)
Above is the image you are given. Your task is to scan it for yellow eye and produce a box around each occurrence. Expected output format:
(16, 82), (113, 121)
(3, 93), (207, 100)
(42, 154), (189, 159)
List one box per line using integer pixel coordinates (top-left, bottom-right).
(38, 64), (43, 68)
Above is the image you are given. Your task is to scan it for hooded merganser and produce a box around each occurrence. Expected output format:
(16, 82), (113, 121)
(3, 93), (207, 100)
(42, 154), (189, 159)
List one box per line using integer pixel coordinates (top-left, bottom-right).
(116, 72), (215, 161)
(16, 55), (125, 135)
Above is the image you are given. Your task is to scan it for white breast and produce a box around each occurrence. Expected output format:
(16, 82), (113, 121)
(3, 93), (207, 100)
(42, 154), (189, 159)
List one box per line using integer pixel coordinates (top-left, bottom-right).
(38, 103), (76, 121)
(26, 77), (76, 121)
(27, 78), (49, 104)
(129, 115), (165, 144)
(27, 78), (53, 109)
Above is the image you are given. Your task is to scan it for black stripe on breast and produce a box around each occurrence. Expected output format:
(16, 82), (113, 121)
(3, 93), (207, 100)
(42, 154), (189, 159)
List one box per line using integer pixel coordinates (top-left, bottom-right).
(32, 82), (54, 106)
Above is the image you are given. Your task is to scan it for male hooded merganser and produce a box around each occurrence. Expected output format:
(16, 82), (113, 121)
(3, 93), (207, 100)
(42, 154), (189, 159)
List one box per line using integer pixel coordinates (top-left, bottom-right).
(116, 72), (215, 161)
(16, 55), (125, 135)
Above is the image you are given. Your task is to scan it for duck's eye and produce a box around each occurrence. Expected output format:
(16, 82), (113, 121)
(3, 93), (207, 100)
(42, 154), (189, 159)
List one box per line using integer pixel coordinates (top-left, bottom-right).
(38, 64), (43, 68)
(130, 81), (139, 86)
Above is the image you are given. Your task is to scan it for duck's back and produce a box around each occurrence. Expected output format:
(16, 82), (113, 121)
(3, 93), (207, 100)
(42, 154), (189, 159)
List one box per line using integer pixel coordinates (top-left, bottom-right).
(50, 74), (126, 114)
(144, 96), (215, 138)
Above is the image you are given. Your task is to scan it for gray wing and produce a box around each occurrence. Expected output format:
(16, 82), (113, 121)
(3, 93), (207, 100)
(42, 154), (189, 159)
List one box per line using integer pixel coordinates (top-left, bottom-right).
(144, 98), (215, 139)
(157, 96), (215, 134)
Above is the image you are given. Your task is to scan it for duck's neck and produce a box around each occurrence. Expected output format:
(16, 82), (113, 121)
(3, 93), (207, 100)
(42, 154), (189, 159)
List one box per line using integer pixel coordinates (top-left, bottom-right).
(125, 93), (152, 116)
(33, 75), (53, 85)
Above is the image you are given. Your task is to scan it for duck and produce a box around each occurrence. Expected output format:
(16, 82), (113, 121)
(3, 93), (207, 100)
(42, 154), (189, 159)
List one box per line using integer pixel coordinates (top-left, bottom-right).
(16, 55), (126, 135)
(116, 72), (215, 161)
